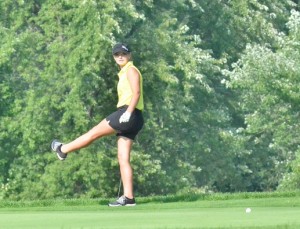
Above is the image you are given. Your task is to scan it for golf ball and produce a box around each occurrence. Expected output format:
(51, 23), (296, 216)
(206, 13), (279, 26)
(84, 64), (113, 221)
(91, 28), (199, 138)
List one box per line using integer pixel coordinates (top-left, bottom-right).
(245, 208), (251, 213)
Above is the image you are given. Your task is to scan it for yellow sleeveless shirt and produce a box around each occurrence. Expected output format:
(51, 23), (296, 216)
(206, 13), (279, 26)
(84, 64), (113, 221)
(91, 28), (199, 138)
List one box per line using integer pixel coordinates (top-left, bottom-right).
(117, 61), (144, 111)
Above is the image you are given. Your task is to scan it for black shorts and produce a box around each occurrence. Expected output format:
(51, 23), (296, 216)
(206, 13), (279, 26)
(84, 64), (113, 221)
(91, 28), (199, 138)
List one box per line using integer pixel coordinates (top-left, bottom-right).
(106, 106), (144, 140)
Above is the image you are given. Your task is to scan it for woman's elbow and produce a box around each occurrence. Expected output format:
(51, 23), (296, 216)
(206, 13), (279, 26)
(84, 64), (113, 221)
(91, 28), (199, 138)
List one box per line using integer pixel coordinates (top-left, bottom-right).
(135, 90), (141, 98)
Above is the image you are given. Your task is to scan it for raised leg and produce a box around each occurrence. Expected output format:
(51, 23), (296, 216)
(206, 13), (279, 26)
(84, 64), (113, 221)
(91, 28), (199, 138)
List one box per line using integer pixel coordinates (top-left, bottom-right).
(61, 119), (116, 153)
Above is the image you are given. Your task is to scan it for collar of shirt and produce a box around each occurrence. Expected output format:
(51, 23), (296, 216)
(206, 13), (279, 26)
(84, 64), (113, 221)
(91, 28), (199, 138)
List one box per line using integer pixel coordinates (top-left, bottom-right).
(118, 61), (133, 78)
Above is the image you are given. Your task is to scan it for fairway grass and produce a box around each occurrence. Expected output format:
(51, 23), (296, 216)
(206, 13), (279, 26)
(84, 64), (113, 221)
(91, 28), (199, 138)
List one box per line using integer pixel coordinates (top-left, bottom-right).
(1, 192), (300, 228)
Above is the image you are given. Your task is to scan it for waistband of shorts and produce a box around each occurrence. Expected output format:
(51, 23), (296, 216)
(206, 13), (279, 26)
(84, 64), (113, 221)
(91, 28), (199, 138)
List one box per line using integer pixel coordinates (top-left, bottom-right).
(117, 105), (142, 112)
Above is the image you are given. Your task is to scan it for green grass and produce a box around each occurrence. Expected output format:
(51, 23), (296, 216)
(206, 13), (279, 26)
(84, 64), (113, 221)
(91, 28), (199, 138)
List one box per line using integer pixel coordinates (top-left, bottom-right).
(0, 192), (300, 228)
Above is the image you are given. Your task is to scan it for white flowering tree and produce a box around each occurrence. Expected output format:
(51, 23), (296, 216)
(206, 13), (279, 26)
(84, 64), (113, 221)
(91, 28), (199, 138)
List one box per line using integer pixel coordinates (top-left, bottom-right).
(225, 9), (300, 191)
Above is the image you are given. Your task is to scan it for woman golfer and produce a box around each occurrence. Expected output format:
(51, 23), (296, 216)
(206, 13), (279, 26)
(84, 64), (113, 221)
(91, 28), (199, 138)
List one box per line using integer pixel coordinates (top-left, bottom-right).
(51, 43), (144, 207)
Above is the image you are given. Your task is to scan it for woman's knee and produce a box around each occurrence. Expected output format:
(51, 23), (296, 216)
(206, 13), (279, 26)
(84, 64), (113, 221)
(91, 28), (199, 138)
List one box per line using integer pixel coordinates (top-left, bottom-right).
(81, 131), (100, 144)
(118, 153), (130, 166)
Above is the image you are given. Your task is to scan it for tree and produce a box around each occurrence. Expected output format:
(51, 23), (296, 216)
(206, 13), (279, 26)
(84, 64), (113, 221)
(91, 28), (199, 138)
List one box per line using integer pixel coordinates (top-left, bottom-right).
(1, 0), (300, 199)
(224, 9), (300, 191)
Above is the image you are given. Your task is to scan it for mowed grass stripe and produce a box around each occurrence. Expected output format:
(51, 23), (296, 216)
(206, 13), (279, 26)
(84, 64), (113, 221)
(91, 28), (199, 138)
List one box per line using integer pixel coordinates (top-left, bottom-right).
(0, 206), (299, 229)
(1, 195), (300, 229)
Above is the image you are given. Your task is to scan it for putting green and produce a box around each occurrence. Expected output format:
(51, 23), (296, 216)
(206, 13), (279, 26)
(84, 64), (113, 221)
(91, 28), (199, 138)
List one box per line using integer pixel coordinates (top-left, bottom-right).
(0, 197), (300, 228)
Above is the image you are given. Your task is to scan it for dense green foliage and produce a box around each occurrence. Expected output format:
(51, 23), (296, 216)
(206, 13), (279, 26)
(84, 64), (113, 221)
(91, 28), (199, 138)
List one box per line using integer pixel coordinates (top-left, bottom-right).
(1, 0), (300, 200)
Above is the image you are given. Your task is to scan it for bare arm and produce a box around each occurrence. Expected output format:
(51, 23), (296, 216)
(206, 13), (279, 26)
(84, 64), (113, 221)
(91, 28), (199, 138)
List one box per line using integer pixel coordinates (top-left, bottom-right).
(126, 67), (141, 113)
